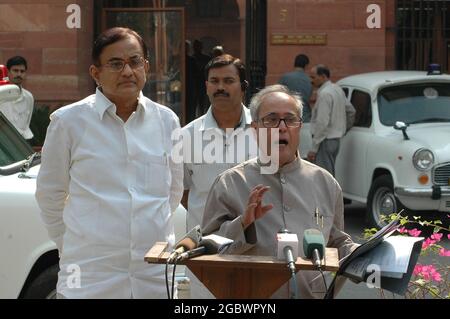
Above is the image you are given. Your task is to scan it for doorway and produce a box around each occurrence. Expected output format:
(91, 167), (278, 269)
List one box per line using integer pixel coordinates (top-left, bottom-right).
(95, 0), (267, 125)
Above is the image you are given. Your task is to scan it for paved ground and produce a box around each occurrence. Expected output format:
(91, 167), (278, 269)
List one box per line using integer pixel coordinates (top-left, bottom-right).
(178, 202), (449, 299)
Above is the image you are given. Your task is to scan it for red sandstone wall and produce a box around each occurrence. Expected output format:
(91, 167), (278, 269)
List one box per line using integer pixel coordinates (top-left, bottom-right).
(266, 0), (394, 84)
(0, 0), (94, 109)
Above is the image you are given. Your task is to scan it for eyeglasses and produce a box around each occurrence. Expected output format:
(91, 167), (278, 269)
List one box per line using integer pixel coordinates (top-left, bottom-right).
(101, 56), (146, 72)
(259, 115), (302, 128)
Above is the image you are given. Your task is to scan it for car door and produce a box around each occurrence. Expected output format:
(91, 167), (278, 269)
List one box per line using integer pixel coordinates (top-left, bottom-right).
(335, 88), (374, 201)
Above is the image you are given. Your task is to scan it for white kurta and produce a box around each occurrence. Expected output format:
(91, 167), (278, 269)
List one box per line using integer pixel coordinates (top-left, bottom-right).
(0, 87), (34, 139)
(35, 89), (183, 298)
(183, 105), (257, 231)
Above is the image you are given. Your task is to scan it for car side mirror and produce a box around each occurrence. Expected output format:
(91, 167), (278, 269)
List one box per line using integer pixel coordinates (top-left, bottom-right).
(394, 121), (410, 140)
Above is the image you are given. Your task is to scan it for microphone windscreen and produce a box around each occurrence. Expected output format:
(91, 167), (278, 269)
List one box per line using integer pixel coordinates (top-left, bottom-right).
(303, 229), (325, 259)
(200, 234), (234, 254)
(175, 225), (202, 250)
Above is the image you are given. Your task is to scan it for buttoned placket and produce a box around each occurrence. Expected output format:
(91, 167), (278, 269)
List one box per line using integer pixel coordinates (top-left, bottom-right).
(113, 109), (139, 279)
(223, 130), (236, 168)
(280, 171), (289, 229)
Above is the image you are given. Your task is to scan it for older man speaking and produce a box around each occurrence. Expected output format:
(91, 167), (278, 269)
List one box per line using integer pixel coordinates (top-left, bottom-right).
(201, 84), (356, 299)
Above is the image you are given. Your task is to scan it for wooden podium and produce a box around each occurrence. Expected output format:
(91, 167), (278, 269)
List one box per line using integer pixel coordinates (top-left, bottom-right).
(145, 242), (339, 299)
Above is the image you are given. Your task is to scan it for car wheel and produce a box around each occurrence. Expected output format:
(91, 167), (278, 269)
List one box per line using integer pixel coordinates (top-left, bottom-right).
(367, 175), (403, 229)
(22, 264), (58, 299)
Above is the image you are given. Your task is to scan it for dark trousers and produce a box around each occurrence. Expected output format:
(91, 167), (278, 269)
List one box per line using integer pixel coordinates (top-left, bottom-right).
(316, 138), (340, 176)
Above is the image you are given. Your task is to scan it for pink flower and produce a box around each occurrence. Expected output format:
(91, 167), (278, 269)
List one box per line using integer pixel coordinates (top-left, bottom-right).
(432, 272), (442, 282)
(413, 264), (423, 276)
(431, 233), (443, 242)
(448, 234), (450, 240)
(422, 238), (436, 249)
(398, 227), (408, 234)
(439, 248), (450, 257)
(414, 264), (442, 282)
(408, 228), (422, 237)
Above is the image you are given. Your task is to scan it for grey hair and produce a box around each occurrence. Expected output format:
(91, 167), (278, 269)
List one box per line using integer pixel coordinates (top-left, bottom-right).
(249, 84), (303, 121)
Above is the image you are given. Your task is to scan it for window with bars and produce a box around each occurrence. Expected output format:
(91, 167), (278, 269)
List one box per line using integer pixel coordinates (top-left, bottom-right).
(396, 0), (450, 72)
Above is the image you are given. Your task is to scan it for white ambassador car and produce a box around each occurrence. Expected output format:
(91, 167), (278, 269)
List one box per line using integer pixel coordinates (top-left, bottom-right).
(300, 69), (450, 228)
(0, 112), (186, 298)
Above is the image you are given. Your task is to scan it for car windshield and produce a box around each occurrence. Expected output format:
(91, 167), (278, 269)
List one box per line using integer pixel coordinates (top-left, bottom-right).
(0, 113), (34, 168)
(378, 82), (450, 126)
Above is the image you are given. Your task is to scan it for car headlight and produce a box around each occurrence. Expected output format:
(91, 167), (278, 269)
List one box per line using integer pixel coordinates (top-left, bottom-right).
(412, 149), (434, 171)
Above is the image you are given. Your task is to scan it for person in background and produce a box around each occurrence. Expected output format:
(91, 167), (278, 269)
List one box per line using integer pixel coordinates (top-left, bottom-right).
(35, 27), (183, 299)
(278, 54), (312, 122)
(0, 56), (34, 140)
(307, 65), (355, 176)
(181, 54), (257, 298)
(211, 45), (224, 58)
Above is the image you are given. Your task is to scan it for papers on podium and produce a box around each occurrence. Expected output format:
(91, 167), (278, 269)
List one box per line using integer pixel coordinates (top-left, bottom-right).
(343, 236), (423, 280)
(325, 211), (424, 297)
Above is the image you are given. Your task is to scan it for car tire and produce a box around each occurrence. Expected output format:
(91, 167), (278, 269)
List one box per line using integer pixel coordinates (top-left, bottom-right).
(367, 175), (403, 229)
(22, 264), (58, 299)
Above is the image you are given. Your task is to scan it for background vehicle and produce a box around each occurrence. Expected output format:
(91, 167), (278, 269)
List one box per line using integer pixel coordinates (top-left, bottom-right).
(300, 70), (450, 228)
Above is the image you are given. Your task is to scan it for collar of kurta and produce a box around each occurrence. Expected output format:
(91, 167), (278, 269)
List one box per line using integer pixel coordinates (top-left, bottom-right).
(93, 87), (147, 120)
(317, 80), (332, 94)
(257, 154), (301, 174)
(200, 104), (252, 131)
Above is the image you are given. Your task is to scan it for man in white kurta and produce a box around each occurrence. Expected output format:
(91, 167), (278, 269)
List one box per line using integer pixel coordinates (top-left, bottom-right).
(182, 104), (256, 231)
(35, 28), (183, 298)
(0, 56), (34, 140)
(36, 88), (183, 298)
(201, 85), (356, 298)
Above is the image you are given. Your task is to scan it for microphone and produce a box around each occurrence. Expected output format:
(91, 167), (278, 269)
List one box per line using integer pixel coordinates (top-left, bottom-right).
(176, 234), (233, 262)
(168, 225), (202, 263)
(276, 229), (299, 274)
(303, 229), (325, 269)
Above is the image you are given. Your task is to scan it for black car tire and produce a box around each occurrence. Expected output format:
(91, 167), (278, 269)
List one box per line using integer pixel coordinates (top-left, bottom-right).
(22, 264), (58, 299)
(367, 175), (404, 229)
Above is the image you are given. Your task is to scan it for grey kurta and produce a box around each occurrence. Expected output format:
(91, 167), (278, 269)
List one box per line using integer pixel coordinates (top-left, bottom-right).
(201, 156), (355, 299)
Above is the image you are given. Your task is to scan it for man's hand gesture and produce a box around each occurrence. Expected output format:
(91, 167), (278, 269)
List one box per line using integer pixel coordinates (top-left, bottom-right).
(242, 184), (273, 229)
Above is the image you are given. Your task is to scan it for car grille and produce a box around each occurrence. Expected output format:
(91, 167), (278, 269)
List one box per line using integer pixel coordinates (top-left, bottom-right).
(433, 163), (450, 186)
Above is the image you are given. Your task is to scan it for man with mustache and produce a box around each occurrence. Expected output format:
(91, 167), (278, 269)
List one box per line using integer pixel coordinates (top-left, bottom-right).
(0, 56), (34, 140)
(201, 85), (356, 299)
(181, 54), (257, 298)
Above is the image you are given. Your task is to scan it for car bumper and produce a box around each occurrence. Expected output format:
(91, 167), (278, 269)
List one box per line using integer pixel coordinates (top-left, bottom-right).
(395, 186), (450, 211)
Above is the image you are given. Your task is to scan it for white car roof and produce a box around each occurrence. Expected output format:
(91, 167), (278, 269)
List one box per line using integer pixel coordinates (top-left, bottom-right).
(337, 71), (450, 92)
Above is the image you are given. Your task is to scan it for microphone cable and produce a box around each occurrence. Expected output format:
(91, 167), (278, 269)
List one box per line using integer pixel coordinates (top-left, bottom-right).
(313, 249), (328, 293)
(284, 245), (299, 299)
(165, 257), (171, 299)
(318, 267), (328, 292)
(171, 255), (179, 299)
(165, 250), (179, 299)
(289, 268), (299, 299)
